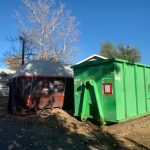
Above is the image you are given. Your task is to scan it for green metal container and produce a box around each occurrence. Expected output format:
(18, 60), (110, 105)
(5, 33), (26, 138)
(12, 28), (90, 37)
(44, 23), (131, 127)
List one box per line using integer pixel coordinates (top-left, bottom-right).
(72, 58), (150, 124)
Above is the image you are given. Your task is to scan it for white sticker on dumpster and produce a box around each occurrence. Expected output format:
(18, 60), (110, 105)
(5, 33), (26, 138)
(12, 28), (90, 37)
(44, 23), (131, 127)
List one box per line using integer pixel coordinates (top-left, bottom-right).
(105, 85), (110, 92)
(103, 83), (112, 94)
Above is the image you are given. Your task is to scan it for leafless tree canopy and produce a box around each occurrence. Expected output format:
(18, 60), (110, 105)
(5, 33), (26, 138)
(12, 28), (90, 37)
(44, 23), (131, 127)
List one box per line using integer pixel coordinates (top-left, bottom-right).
(3, 32), (35, 70)
(3, 0), (80, 70)
(16, 0), (80, 62)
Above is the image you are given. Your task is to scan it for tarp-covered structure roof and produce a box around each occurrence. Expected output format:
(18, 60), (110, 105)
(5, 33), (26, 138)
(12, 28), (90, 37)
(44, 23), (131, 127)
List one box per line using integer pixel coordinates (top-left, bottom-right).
(13, 60), (73, 78)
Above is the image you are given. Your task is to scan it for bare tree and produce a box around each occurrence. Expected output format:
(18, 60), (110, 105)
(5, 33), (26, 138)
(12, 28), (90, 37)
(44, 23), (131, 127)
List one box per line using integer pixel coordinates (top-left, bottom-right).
(3, 31), (35, 70)
(3, 0), (80, 69)
(15, 0), (80, 62)
(3, 48), (22, 70)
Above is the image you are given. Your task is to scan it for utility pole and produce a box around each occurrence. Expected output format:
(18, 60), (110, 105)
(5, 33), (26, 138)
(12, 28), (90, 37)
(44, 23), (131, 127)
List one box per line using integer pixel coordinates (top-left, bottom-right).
(19, 36), (25, 65)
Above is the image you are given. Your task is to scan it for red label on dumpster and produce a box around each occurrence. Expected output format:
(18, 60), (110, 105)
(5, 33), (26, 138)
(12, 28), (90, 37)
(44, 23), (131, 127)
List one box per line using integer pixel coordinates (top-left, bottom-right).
(103, 83), (112, 94)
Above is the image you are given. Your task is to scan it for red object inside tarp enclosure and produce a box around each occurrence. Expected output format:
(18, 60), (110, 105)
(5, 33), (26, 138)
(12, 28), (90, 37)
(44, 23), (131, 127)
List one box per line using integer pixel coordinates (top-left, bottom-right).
(8, 76), (74, 115)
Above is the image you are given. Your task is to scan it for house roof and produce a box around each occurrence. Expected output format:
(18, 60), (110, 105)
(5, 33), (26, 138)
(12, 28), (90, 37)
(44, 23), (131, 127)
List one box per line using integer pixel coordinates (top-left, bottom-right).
(75, 54), (107, 65)
(0, 69), (16, 74)
(13, 60), (73, 78)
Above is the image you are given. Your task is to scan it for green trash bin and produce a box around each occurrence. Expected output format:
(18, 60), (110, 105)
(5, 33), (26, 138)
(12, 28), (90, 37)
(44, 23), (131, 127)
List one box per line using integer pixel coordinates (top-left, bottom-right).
(72, 57), (150, 124)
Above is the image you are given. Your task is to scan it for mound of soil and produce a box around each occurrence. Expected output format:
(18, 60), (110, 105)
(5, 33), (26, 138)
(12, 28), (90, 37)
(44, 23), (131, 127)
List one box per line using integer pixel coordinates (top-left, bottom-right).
(0, 96), (149, 149)
(8, 109), (97, 137)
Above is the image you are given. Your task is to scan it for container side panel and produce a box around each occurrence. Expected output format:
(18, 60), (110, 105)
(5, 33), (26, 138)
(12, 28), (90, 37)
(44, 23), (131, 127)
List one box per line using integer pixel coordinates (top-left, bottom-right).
(145, 68), (150, 112)
(101, 63), (117, 121)
(74, 68), (87, 116)
(125, 65), (137, 117)
(114, 62), (126, 120)
(86, 66), (102, 119)
(74, 67), (97, 117)
(136, 67), (146, 114)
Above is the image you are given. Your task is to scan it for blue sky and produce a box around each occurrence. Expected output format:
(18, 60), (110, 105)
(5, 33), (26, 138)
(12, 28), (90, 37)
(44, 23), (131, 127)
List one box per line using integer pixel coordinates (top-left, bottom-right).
(0, 0), (150, 68)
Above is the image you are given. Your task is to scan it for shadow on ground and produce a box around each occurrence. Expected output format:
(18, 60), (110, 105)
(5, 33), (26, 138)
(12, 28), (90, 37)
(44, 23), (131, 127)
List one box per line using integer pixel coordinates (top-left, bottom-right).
(0, 108), (127, 150)
(0, 96), (149, 150)
(125, 138), (149, 150)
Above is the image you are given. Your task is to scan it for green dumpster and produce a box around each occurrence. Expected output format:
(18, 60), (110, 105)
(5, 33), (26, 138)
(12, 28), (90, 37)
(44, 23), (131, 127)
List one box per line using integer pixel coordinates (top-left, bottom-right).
(72, 57), (150, 124)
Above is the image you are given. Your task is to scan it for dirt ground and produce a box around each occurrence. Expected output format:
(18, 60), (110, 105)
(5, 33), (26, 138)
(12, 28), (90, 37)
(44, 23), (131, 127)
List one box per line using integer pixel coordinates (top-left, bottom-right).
(0, 96), (150, 150)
